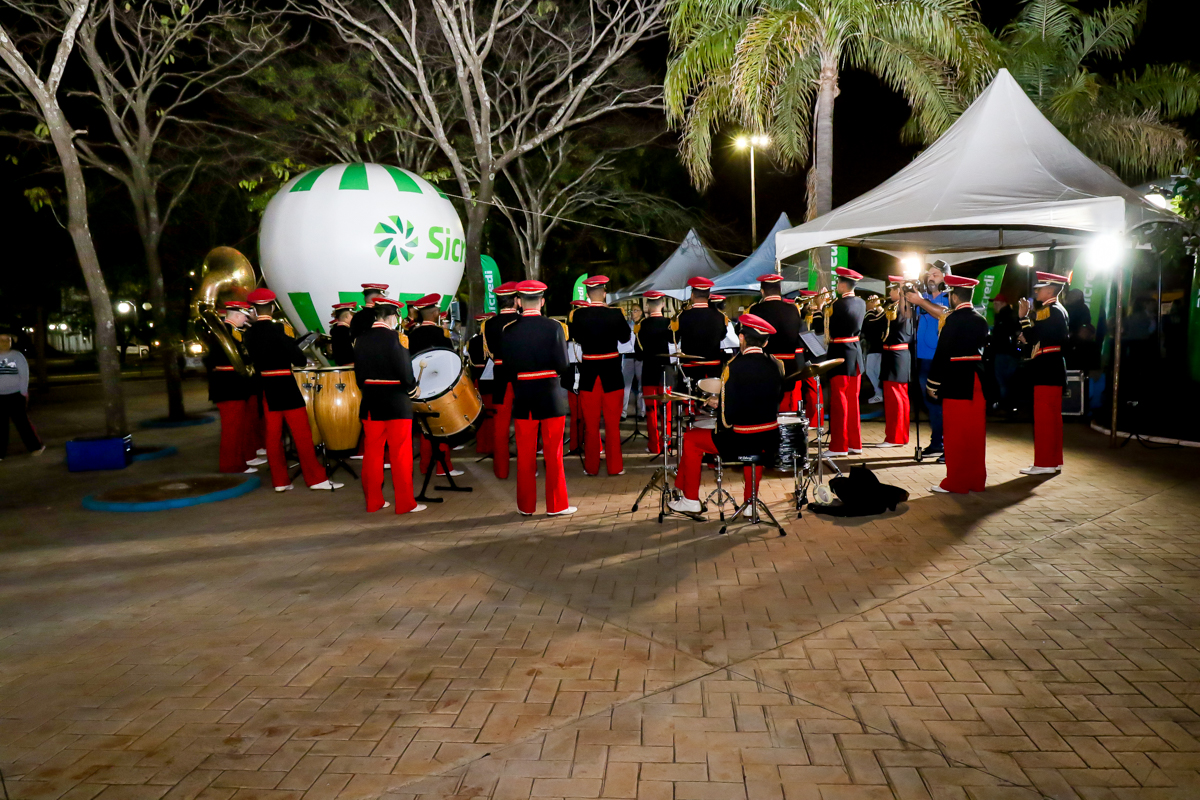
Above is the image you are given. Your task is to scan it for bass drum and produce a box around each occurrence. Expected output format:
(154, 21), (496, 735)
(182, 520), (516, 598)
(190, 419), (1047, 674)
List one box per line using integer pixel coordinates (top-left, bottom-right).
(314, 367), (362, 452)
(293, 367), (323, 447)
(412, 347), (482, 446)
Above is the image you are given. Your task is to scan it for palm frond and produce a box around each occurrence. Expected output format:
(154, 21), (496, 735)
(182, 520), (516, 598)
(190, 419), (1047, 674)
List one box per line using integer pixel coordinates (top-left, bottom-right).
(767, 54), (818, 166)
(664, 17), (744, 121)
(1075, 0), (1142, 61)
(1045, 67), (1099, 122)
(1107, 64), (1200, 119)
(676, 78), (735, 189)
(1066, 109), (1190, 182)
(732, 7), (820, 123)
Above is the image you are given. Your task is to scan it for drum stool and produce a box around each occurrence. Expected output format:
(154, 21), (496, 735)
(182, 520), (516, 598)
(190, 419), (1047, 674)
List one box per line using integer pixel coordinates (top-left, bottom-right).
(718, 453), (783, 537)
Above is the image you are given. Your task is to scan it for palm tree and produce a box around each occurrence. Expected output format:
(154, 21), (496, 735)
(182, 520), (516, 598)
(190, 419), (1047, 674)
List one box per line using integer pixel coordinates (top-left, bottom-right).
(999, 0), (1200, 183)
(666, 0), (995, 217)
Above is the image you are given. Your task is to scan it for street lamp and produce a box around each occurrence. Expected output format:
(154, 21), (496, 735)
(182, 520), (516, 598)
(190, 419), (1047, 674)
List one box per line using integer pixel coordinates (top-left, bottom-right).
(1084, 234), (1126, 447)
(116, 301), (133, 314)
(735, 134), (770, 249)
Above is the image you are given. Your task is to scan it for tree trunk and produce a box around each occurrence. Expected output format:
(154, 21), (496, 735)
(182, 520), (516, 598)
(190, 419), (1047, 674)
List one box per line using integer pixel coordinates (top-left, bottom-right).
(463, 178), (496, 336)
(530, 249), (542, 282)
(141, 217), (186, 419)
(808, 58), (838, 290)
(45, 105), (126, 435)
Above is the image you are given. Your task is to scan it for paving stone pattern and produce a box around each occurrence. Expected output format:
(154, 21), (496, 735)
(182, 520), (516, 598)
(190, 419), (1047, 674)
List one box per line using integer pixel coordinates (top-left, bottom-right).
(4, 398), (1200, 800)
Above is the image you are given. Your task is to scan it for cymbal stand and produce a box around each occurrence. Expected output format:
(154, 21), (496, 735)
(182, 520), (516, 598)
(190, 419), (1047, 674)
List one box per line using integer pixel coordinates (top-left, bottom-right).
(811, 387), (841, 484)
(631, 396), (701, 523)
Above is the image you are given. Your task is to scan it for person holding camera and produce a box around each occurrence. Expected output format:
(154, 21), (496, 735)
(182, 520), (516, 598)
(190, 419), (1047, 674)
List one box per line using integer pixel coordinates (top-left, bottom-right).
(904, 262), (951, 459)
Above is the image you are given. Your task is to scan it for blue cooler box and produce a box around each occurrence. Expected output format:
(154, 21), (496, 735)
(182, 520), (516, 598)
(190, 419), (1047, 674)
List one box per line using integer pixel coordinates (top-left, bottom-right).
(66, 434), (133, 472)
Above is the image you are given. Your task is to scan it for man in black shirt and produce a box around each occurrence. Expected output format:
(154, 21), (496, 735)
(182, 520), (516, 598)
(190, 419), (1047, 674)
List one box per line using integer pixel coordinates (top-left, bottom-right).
(482, 282), (519, 478)
(205, 301), (255, 473)
(672, 276), (729, 383)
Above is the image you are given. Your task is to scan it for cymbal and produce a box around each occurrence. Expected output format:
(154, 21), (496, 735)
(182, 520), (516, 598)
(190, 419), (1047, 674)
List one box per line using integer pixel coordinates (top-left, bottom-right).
(651, 353), (707, 360)
(786, 358), (845, 381)
(666, 392), (702, 402)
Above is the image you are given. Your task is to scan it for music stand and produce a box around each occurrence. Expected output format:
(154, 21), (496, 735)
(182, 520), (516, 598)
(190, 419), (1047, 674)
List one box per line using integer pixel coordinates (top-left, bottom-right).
(414, 411), (471, 502)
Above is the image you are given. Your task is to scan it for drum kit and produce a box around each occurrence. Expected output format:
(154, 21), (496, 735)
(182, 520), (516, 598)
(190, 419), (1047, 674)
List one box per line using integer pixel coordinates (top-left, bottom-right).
(291, 348), (485, 492)
(631, 352), (846, 524)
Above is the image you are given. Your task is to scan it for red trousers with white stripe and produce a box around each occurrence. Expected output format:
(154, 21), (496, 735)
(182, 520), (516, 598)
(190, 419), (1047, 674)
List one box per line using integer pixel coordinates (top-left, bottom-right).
(492, 384), (513, 479)
(515, 416), (569, 514)
(363, 416), (416, 513)
(829, 375), (862, 452)
(801, 377), (822, 428)
(644, 387), (672, 455)
(1033, 385), (1064, 468)
(580, 377), (624, 475)
(475, 391), (494, 455)
(939, 376), (986, 494)
(883, 380), (910, 445)
(263, 399), (327, 489)
(216, 400), (249, 474)
(675, 428), (762, 503)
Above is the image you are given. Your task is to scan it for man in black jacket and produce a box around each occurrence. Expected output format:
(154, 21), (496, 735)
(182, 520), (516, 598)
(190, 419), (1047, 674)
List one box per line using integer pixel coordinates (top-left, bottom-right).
(329, 302), (356, 365)
(927, 276), (988, 494)
(501, 280), (575, 516)
(350, 283), (388, 341)
(746, 274), (806, 412)
(354, 298), (424, 513)
(568, 275), (631, 476)
(204, 301), (255, 474)
(407, 293), (462, 478)
(482, 282), (519, 478)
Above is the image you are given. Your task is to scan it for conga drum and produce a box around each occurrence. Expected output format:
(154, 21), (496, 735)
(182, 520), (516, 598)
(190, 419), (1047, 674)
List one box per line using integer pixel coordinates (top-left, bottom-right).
(292, 367), (322, 447)
(412, 348), (482, 445)
(313, 367), (362, 451)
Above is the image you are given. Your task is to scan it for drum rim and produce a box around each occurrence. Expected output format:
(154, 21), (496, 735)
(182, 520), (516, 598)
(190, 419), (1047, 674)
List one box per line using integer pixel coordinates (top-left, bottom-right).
(413, 347), (463, 402)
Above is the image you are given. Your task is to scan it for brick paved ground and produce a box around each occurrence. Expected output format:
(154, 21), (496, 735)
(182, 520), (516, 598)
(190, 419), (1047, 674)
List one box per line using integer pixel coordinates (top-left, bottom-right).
(4, 380), (1200, 800)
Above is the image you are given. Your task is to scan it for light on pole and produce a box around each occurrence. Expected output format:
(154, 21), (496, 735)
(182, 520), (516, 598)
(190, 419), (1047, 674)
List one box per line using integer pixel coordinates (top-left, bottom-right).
(736, 134), (770, 249)
(1084, 234), (1125, 447)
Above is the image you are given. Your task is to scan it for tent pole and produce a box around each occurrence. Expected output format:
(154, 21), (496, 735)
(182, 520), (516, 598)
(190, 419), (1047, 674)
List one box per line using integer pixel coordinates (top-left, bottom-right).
(1110, 262), (1123, 448)
(750, 145), (758, 250)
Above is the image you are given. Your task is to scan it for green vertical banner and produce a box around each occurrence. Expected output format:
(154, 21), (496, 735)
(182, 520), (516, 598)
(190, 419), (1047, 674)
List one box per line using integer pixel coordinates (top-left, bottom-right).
(1189, 263), (1200, 382)
(971, 265), (1007, 325)
(572, 273), (589, 302)
(806, 247), (845, 291)
(480, 255), (500, 314)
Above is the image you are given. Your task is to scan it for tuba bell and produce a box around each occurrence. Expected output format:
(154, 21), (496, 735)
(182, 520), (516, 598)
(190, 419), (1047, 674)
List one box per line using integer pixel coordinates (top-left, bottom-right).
(192, 246), (258, 377)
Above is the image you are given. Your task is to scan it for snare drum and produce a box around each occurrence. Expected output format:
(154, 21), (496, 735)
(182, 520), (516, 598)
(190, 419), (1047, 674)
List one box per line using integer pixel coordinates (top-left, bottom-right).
(314, 367), (362, 451)
(292, 367), (323, 447)
(777, 413), (809, 470)
(412, 348), (482, 445)
(697, 377), (722, 396)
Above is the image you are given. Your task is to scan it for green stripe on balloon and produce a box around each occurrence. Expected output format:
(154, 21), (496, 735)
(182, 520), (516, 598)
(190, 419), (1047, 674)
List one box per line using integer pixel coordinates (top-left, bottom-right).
(289, 166), (329, 192)
(288, 292), (325, 334)
(339, 163), (369, 190)
(383, 166), (422, 194)
(338, 291), (365, 308)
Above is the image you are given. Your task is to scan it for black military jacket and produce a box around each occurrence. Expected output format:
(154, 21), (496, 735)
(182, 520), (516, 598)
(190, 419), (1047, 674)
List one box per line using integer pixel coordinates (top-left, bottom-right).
(1021, 301), (1069, 386)
(353, 324), (417, 420)
(713, 348), (785, 463)
(747, 296), (804, 386)
(634, 314), (672, 389)
(330, 322), (354, 365)
(203, 322), (251, 403)
(500, 312), (570, 420)
(568, 303), (631, 393)
(672, 303), (727, 365)
(927, 304), (989, 401)
(242, 316), (307, 410)
(826, 293), (866, 377)
(880, 309), (915, 384)
(407, 321), (452, 355)
(482, 309), (520, 401)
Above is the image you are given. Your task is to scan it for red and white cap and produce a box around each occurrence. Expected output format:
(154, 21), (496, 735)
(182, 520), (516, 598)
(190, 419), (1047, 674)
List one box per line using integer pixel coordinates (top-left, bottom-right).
(493, 281), (518, 296)
(224, 300), (251, 310)
(475, 312), (494, 321)
(582, 275), (609, 286)
(944, 275), (979, 288)
(834, 267), (863, 281)
(798, 289), (819, 297)
(887, 275), (906, 284)
(361, 283), (388, 292)
(332, 301), (357, 310)
(710, 294), (726, 302)
(409, 293), (441, 309)
(687, 276), (714, 290)
(570, 299), (590, 307)
(517, 280), (547, 294)
(1034, 271), (1069, 288)
(643, 290), (665, 299)
(757, 273), (783, 284)
(374, 297), (404, 308)
(246, 288), (276, 304)
(738, 313), (776, 335)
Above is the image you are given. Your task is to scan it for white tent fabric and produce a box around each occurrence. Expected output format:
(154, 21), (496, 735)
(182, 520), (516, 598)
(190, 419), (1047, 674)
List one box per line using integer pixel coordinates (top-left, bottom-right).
(711, 213), (793, 293)
(775, 69), (1175, 263)
(613, 229), (730, 300)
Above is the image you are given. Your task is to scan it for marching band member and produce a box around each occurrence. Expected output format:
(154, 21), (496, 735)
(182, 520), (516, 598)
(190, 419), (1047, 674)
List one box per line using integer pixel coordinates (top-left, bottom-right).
(568, 275), (631, 476)
(634, 291), (672, 455)
(466, 313), (494, 456)
(1019, 271), (1070, 475)
(226, 301), (267, 464)
(501, 280), (575, 516)
(825, 268), (866, 456)
(926, 275), (988, 494)
(242, 288), (341, 492)
(668, 313), (785, 515)
(350, 283), (389, 340)
(482, 282), (519, 478)
(565, 300), (588, 453)
(746, 274), (805, 412)
(407, 293), (461, 478)
(876, 276), (914, 448)
(353, 298), (424, 513)
(796, 289), (823, 428)
(330, 302), (356, 365)
(672, 276), (731, 384)
(204, 302), (257, 474)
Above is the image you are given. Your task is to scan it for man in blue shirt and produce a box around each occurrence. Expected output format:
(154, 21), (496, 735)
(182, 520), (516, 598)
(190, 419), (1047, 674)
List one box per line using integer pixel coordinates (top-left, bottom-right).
(904, 263), (951, 457)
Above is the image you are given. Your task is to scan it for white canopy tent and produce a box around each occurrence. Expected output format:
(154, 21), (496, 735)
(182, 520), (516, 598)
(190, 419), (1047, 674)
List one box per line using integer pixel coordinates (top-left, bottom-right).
(774, 69), (1176, 267)
(613, 228), (730, 300)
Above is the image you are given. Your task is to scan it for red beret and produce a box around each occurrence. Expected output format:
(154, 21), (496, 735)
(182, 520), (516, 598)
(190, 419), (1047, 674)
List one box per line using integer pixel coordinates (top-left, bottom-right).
(757, 273), (783, 283)
(738, 313), (776, 335)
(687, 276), (714, 290)
(517, 280), (547, 294)
(361, 283), (388, 291)
(582, 275), (609, 286)
(643, 290), (665, 299)
(944, 275), (978, 288)
(834, 267), (863, 281)
(493, 282), (518, 296)
(246, 288), (276, 304)
(409, 293), (441, 309)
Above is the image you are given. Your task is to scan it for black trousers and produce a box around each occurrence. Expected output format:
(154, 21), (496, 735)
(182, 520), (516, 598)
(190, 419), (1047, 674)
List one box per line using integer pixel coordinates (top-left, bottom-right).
(1, 391), (42, 457)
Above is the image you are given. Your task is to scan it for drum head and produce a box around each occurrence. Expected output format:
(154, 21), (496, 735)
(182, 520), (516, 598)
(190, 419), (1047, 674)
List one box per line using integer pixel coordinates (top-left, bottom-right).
(694, 417), (716, 430)
(697, 377), (722, 395)
(414, 348), (461, 399)
(778, 413), (806, 426)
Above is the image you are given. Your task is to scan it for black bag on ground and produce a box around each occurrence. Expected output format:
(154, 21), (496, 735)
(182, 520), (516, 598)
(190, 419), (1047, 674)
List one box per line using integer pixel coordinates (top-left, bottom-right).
(808, 465), (909, 517)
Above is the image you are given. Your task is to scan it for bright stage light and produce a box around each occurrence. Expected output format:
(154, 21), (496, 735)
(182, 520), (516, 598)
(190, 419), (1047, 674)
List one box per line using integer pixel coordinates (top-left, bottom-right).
(189, 343), (203, 354)
(751, 135), (769, 147)
(900, 255), (923, 278)
(735, 136), (749, 149)
(1016, 251), (1035, 267)
(1086, 234), (1126, 271)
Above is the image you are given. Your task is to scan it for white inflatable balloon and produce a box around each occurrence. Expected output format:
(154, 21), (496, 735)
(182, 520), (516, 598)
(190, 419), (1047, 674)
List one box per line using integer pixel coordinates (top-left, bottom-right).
(259, 162), (465, 334)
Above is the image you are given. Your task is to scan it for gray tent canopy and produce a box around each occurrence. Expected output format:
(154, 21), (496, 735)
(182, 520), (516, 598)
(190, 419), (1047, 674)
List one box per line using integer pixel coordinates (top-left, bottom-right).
(774, 69), (1176, 267)
(613, 229), (730, 300)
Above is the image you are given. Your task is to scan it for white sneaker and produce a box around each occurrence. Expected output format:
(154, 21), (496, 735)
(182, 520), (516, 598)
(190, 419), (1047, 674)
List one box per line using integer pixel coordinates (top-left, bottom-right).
(350, 455), (364, 460)
(1020, 466), (1057, 475)
(309, 480), (344, 490)
(868, 395), (883, 404)
(826, 451), (849, 457)
(453, 445), (465, 451)
(275, 484), (293, 492)
(446, 469), (465, 477)
(243, 467), (258, 474)
(848, 448), (863, 455)
(246, 457), (268, 466)
(32, 445), (46, 456)
(874, 442), (902, 448)
(384, 463), (391, 469)
(409, 504), (427, 513)
(548, 506), (578, 516)
(375, 501), (391, 511)
(517, 508), (533, 516)
(257, 448), (267, 456)
(930, 484), (950, 493)
(668, 497), (702, 514)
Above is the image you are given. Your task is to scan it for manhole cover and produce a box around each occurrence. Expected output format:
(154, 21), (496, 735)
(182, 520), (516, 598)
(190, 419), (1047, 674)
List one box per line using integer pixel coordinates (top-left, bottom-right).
(83, 475), (259, 512)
